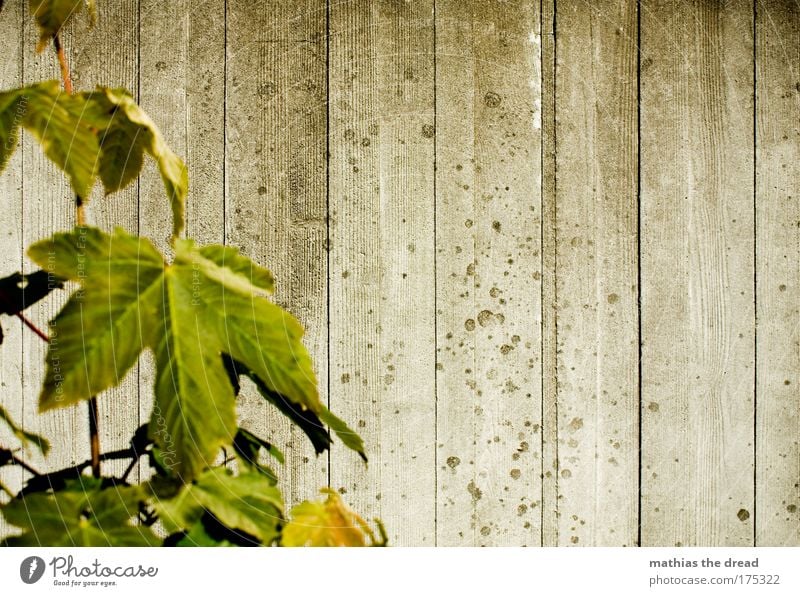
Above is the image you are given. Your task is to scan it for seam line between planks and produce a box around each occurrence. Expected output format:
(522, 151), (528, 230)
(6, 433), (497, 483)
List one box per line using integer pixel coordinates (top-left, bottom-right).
(552, 0), (559, 547)
(432, 0), (439, 547)
(136, 0), (142, 483)
(325, 0), (332, 490)
(539, 0), (545, 548)
(752, 0), (758, 547)
(636, 0), (643, 548)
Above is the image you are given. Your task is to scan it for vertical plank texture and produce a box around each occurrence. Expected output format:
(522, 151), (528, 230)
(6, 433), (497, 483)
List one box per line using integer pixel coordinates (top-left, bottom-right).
(0, 0), (25, 537)
(329, 0), (436, 545)
(641, 0), (755, 546)
(554, 0), (639, 546)
(226, 0), (328, 506)
(755, 0), (800, 546)
(435, 0), (543, 546)
(69, 0), (139, 478)
(540, 0), (558, 547)
(21, 0), (87, 490)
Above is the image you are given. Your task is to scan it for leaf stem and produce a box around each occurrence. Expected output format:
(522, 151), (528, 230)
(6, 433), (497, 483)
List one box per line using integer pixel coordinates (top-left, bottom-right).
(52, 34), (73, 94)
(88, 397), (100, 477)
(51, 31), (98, 477)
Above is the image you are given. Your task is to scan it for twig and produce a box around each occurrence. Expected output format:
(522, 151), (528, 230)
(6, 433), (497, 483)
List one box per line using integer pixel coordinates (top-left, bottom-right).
(52, 34), (73, 95)
(120, 457), (138, 483)
(9, 453), (41, 477)
(17, 446), (145, 496)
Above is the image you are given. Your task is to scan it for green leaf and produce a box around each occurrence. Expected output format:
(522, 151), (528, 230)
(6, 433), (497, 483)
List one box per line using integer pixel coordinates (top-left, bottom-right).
(0, 83), (187, 238)
(0, 405), (50, 456)
(153, 468), (283, 545)
(224, 355), (331, 455)
(0, 480), (159, 546)
(235, 427), (284, 465)
(0, 81), (101, 199)
(232, 428), (281, 484)
(224, 355), (366, 461)
(223, 354), (367, 462)
(281, 488), (383, 547)
(87, 88), (188, 239)
(174, 517), (236, 547)
(198, 245), (274, 293)
(29, 0), (83, 52)
(27, 227), (322, 481)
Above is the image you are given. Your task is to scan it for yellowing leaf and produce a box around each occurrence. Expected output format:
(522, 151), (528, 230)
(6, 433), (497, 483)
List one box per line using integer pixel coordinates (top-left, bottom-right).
(27, 227), (326, 481)
(281, 488), (384, 547)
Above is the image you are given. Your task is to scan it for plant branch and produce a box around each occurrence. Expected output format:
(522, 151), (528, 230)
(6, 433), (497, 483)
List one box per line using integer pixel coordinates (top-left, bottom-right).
(87, 397), (100, 477)
(51, 32), (97, 476)
(18, 446), (146, 496)
(9, 453), (41, 477)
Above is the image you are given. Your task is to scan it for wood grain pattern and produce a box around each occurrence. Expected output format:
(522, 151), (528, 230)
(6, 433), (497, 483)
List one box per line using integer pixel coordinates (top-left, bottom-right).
(0, 0), (798, 547)
(328, 0), (437, 546)
(755, 0), (800, 546)
(540, 0), (558, 548)
(226, 0), (328, 507)
(640, 0), (756, 546)
(435, 0), (543, 546)
(555, 0), (639, 546)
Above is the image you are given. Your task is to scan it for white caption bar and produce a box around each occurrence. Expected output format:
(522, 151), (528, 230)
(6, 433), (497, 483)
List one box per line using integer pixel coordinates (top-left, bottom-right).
(1, 547), (799, 595)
